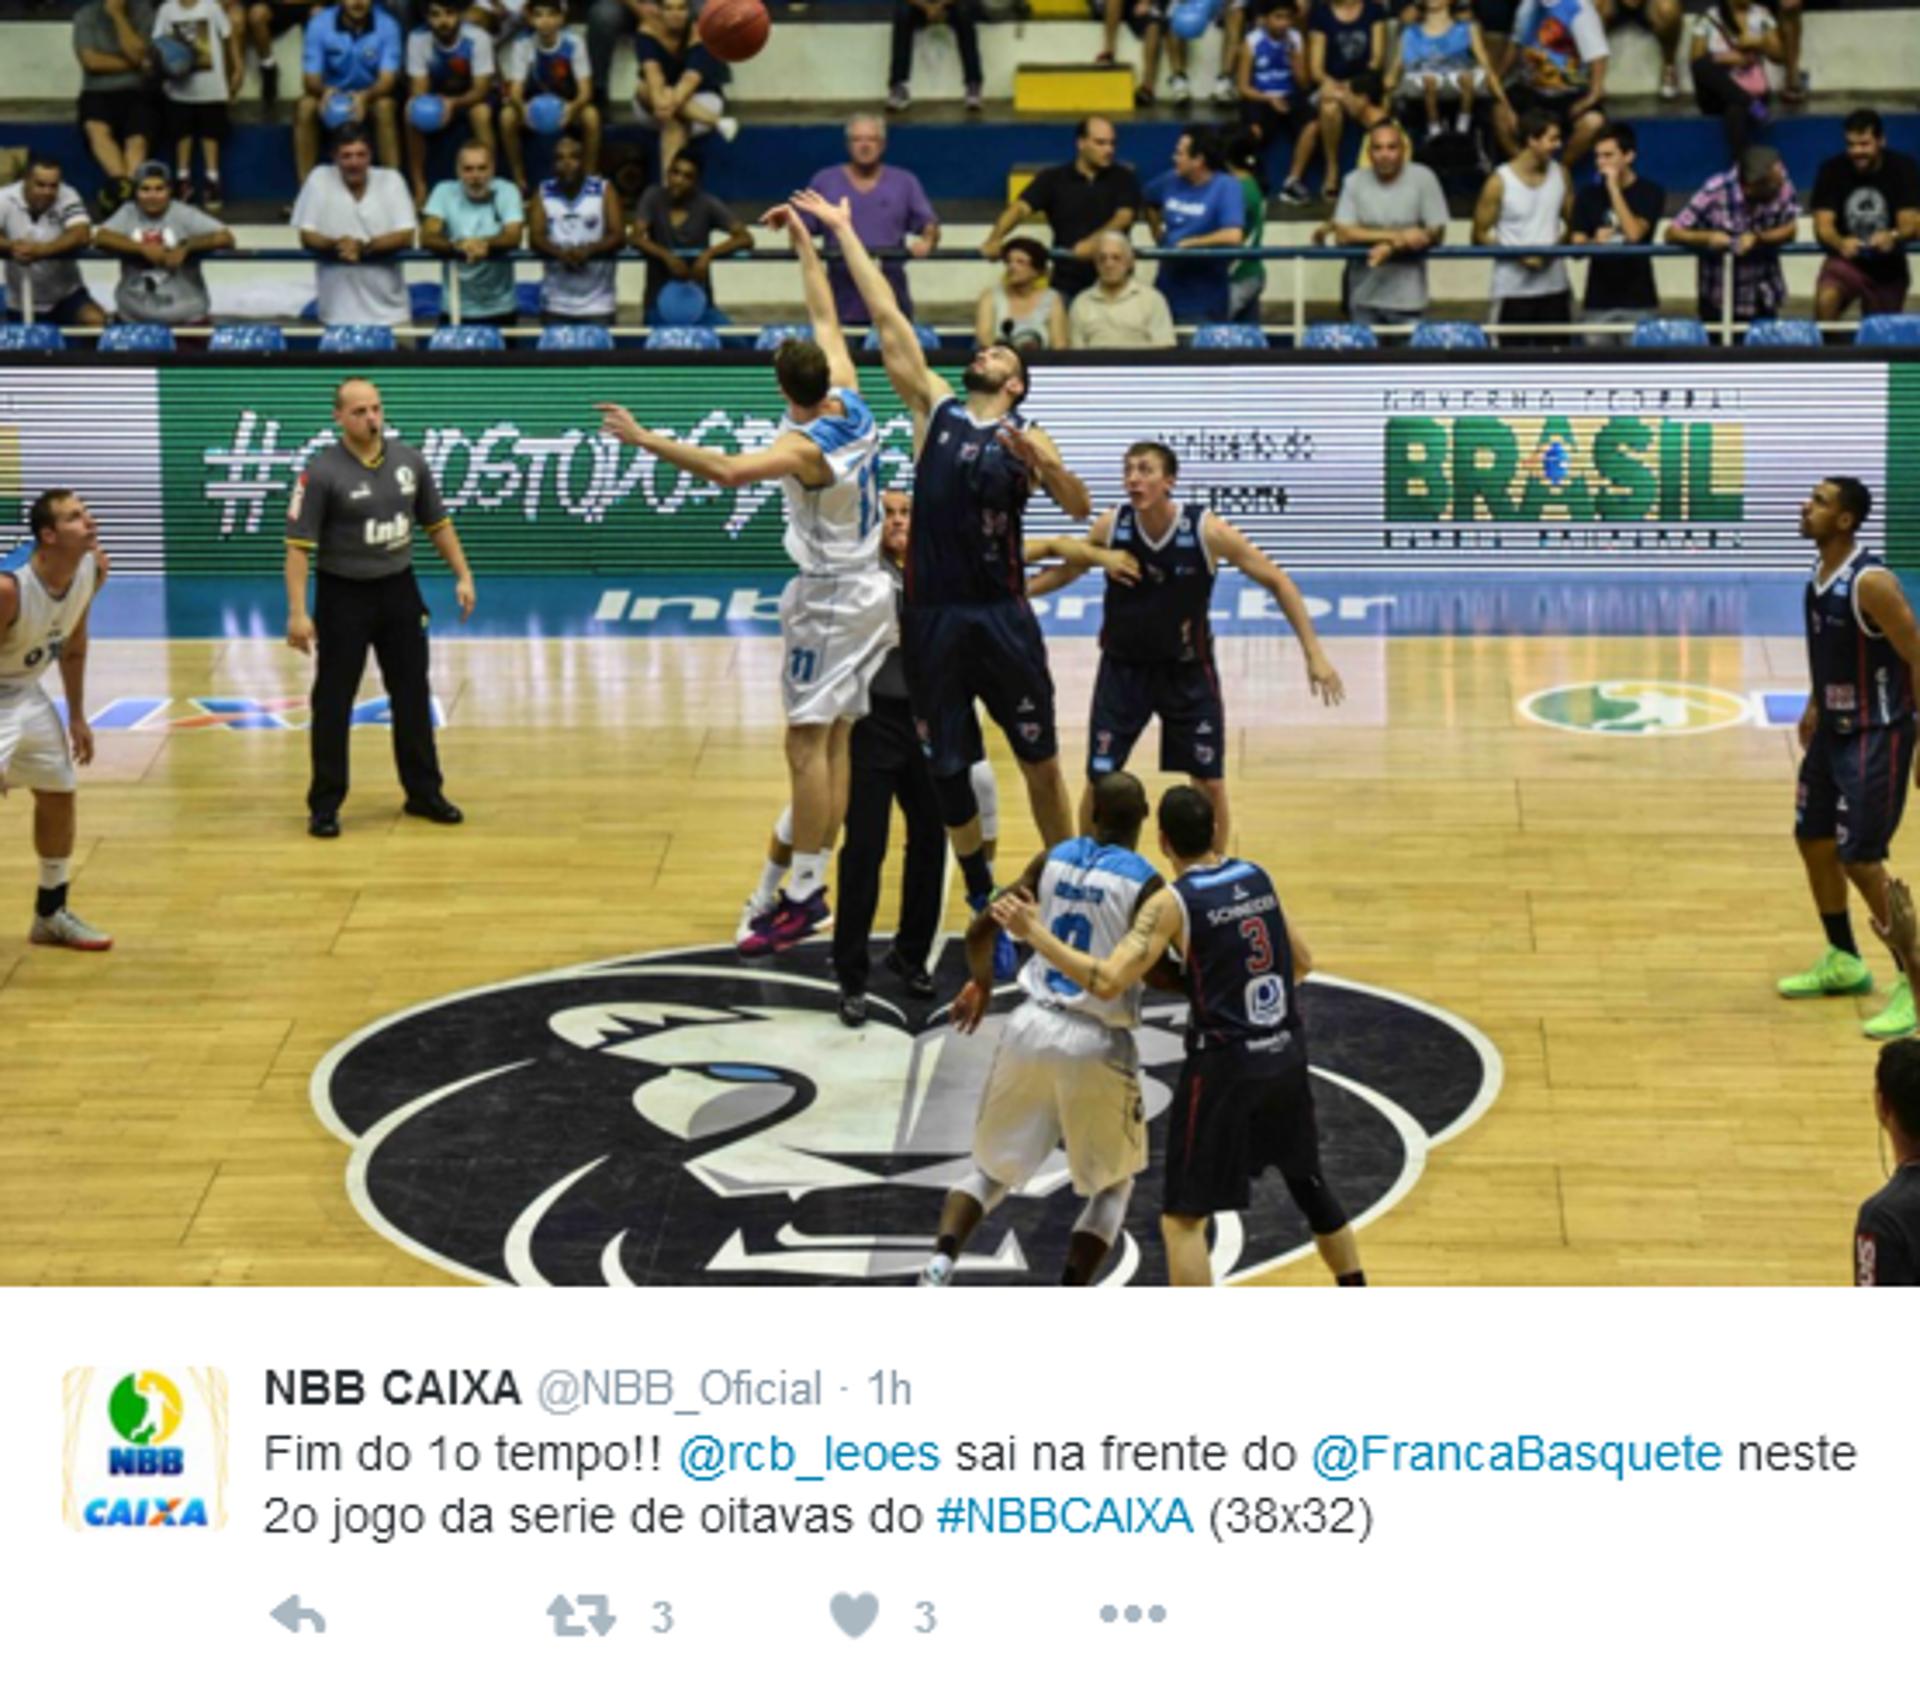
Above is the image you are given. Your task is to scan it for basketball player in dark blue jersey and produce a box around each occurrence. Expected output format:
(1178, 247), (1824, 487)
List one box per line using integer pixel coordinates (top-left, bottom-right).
(1778, 477), (1920, 1040)
(998, 784), (1365, 1287)
(789, 188), (1091, 934)
(1028, 440), (1343, 853)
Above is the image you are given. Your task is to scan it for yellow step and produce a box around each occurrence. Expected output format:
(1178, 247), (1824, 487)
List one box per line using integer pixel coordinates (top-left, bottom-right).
(1008, 164), (1048, 203)
(1012, 63), (1136, 114)
(1026, 0), (1092, 15)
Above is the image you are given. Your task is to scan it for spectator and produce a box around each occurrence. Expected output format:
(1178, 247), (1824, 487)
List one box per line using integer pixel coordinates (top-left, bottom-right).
(73, 0), (158, 217)
(1387, 0), (1509, 147)
(154, 0), (240, 210)
(422, 140), (524, 327)
(631, 0), (735, 185)
(632, 150), (752, 325)
(1069, 229), (1178, 347)
(93, 160), (234, 334)
(1225, 127), (1267, 322)
(526, 132), (625, 327)
(1497, 0), (1607, 169)
(1593, 0), (1682, 104)
(1473, 107), (1573, 345)
(242, 1), (323, 115)
(1775, 0), (1805, 107)
(1096, 0), (1172, 106)
(291, 121), (418, 326)
(1689, 0), (1781, 166)
(0, 157), (107, 329)
(1331, 118), (1448, 327)
(297, 0), (403, 182)
(1569, 120), (1663, 344)
(502, 0), (601, 193)
(472, 0), (535, 50)
(1145, 126), (1244, 325)
(888, 0), (984, 114)
(980, 117), (1142, 301)
(1667, 143), (1799, 325)
(1307, 0), (1388, 201)
(975, 236), (1067, 350)
(803, 115), (937, 326)
(1812, 109), (1920, 326)
(1236, 0), (1318, 204)
(405, 0), (498, 207)
(586, 0), (658, 112)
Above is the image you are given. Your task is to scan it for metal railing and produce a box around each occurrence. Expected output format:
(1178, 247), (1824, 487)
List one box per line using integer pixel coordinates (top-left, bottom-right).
(4, 239), (1902, 345)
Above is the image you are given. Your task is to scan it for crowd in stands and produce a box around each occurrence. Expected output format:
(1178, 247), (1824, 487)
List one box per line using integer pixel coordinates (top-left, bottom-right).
(3, 0), (1917, 342)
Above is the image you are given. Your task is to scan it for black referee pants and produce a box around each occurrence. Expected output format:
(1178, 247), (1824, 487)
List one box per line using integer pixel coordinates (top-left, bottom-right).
(309, 567), (444, 817)
(833, 694), (945, 995)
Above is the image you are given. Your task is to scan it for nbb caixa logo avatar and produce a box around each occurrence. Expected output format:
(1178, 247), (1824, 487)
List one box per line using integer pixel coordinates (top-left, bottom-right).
(313, 944), (1501, 1286)
(62, 1368), (230, 1530)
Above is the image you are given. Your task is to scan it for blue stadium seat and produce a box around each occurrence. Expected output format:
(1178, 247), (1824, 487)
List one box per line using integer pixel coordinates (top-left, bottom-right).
(537, 323), (615, 351)
(0, 323), (67, 351)
(1409, 320), (1489, 350)
(1302, 322), (1378, 351)
(862, 322), (942, 351)
(1630, 316), (1710, 348)
(753, 323), (814, 351)
(1190, 322), (1268, 349)
(409, 281), (444, 322)
(317, 323), (399, 354)
(208, 323), (288, 353)
(1856, 313), (1920, 347)
(517, 281), (543, 317)
(428, 324), (507, 352)
(97, 322), (176, 353)
(646, 325), (723, 350)
(1744, 317), (1822, 348)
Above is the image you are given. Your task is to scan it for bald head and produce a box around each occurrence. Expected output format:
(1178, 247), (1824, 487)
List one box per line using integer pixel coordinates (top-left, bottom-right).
(333, 379), (384, 453)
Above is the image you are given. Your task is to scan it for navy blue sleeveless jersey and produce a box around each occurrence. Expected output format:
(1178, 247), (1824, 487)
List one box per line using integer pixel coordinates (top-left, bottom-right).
(1806, 547), (1915, 735)
(904, 394), (1032, 607)
(1101, 501), (1217, 664)
(1171, 857), (1303, 1054)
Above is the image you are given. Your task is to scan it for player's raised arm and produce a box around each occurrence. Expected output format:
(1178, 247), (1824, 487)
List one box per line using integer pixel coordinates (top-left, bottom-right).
(790, 188), (949, 421)
(1001, 422), (1091, 522)
(595, 403), (821, 490)
(766, 202), (857, 392)
(1203, 512), (1344, 705)
(996, 884), (1183, 1002)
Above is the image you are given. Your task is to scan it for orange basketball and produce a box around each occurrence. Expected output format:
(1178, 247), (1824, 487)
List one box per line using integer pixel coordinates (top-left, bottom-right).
(697, 0), (771, 63)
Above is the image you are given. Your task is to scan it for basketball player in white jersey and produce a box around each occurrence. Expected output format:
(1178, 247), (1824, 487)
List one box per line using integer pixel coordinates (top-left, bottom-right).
(922, 771), (1162, 1287)
(596, 202), (893, 956)
(0, 489), (111, 950)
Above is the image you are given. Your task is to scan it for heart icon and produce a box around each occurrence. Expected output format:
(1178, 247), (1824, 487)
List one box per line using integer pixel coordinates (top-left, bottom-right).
(829, 1592), (879, 1639)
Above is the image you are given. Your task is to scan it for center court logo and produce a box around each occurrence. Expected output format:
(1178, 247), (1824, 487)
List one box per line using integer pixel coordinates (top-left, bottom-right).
(312, 944), (1502, 1287)
(64, 1367), (229, 1530)
(1520, 681), (1752, 736)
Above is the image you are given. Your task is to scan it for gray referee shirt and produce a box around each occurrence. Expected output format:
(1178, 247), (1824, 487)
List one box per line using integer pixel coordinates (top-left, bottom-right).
(286, 437), (450, 581)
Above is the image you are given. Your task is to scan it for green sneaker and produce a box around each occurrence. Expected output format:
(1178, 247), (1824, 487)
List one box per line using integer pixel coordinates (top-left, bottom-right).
(1863, 979), (1917, 1040)
(1776, 947), (1874, 998)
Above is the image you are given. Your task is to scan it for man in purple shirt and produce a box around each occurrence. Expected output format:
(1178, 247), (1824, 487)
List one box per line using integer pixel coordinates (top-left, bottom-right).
(1667, 144), (1801, 324)
(803, 113), (938, 325)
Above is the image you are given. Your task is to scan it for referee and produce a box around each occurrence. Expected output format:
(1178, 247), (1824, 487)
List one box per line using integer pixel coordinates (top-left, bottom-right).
(1858, 878), (1920, 1285)
(285, 377), (476, 837)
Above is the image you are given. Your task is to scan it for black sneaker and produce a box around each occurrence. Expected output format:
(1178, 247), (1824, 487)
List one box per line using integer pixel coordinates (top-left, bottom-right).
(883, 949), (935, 999)
(837, 991), (869, 1029)
(308, 813), (340, 839)
(403, 794), (464, 825)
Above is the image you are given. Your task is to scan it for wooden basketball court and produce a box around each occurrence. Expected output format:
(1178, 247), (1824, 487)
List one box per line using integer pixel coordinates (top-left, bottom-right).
(0, 620), (1883, 1286)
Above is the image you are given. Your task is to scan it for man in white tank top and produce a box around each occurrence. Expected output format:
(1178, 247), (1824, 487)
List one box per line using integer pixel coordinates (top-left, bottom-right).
(920, 772), (1162, 1288)
(1474, 108), (1574, 346)
(596, 204), (895, 958)
(0, 490), (112, 950)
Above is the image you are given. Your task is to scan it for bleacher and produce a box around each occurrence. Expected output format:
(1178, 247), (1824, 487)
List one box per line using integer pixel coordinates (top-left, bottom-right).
(3, 1), (1918, 335)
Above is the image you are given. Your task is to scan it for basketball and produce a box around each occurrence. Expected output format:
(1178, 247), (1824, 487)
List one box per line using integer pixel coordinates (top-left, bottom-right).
(697, 0), (771, 64)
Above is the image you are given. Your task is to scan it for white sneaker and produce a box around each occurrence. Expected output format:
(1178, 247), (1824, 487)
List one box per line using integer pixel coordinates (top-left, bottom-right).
(1659, 63), (1680, 101)
(716, 114), (740, 142)
(918, 1252), (955, 1287)
(886, 83), (911, 112)
(30, 906), (113, 951)
(1210, 73), (1235, 105)
(1167, 72), (1192, 104)
(735, 891), (777, 946)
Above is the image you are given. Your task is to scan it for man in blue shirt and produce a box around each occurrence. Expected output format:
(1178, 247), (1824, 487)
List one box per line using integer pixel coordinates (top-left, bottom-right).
(297, 0), (404, 180)
(1145, 128), (1245, 326)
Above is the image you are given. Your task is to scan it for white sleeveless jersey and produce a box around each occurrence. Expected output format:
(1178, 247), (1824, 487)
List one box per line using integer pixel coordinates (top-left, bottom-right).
(0, 550), (98, 690)
(781, 386), (884, 578)
(1018, 835), (1159, 1029)
(536, 176), (617, 318)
